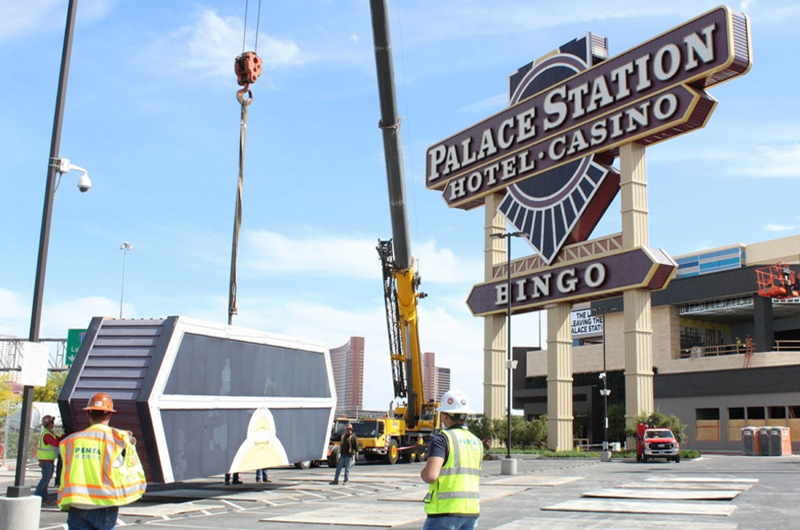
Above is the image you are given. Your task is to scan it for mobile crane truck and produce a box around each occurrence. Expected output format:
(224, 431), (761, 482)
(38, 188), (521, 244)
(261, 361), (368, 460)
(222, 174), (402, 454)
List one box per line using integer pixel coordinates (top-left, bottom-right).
(328, 0), (440, 467)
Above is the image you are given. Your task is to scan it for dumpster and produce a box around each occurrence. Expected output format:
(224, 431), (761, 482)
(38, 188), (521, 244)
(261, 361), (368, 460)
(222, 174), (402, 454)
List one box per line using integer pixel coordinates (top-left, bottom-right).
(758, 427), (771, 455)
(741, 426), (760, 455)
(768, 427), (792, 456)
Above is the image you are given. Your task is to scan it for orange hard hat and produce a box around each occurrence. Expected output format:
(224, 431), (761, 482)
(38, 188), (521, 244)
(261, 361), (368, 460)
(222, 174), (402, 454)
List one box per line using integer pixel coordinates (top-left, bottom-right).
(83, 392), (116, 413)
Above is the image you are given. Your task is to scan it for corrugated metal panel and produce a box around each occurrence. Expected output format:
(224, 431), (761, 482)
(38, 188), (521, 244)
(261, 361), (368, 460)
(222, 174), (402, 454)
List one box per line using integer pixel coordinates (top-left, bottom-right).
(63, 318), (167, 483)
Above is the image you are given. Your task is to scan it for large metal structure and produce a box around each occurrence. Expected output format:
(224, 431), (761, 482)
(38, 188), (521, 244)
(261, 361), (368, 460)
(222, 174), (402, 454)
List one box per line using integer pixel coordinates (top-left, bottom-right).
(58, 316), (336, 483)
(368, 0), (438, 445)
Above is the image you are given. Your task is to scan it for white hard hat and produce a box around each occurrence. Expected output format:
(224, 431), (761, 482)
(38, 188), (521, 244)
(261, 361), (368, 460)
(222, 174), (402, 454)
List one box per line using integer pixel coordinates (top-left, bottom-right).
(437, 390), (475, 414)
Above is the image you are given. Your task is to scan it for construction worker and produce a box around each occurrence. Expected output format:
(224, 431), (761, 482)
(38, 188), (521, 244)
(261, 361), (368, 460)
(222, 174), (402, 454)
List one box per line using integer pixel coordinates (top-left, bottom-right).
(34, 414), (63, 503)
(420, 390), (483, 530)
(58, 392), (146, 530)
(330, 423), (359, 485)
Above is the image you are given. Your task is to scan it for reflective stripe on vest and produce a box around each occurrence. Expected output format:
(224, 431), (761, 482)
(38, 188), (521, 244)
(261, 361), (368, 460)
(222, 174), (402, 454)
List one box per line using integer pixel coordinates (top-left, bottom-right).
(38, 427), (58, 461)
(57, 424), (146, 511)
(424, 427), (483, 515)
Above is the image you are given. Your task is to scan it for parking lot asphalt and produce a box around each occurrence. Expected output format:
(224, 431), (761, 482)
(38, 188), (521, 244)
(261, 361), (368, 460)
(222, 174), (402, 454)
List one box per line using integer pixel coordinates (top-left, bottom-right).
(4, 453), (800, 530)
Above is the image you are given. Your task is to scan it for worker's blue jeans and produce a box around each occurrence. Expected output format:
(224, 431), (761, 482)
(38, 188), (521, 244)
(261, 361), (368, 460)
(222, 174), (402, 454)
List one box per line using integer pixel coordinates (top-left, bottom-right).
(333, 454), (354, 483)
(423, 515), (479, 530)
(67, 506), (119, 530)
(34, 461), (54, 498)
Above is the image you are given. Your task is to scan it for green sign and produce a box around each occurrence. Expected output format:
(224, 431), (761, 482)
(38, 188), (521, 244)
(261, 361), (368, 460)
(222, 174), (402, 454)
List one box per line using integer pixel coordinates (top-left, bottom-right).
(66, 328), (87, 366)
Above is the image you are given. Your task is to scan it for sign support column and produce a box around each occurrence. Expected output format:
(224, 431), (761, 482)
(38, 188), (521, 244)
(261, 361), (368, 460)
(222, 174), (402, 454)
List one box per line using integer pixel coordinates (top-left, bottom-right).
(620, 142), (654, 431)
(547, 302), (573, 451)
(484, 192), (506, 419)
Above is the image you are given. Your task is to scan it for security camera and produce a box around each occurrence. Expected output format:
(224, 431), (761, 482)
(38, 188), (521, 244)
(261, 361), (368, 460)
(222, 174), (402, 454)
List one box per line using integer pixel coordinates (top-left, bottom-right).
(598, 372), (607, 380)
(76, 173), (92, 193)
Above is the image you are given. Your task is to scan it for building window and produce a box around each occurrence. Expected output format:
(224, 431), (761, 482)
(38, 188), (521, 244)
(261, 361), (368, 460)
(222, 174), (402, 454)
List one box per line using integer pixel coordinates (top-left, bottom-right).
(728, 407), (745, 420)
(728, 407), (745, 442)
(747, 407), (765, 420)
(696, 408), (720, 441)
(696, 408), (720, 420)
(769, 406), (787, 419)
(789, 406), (800, 418)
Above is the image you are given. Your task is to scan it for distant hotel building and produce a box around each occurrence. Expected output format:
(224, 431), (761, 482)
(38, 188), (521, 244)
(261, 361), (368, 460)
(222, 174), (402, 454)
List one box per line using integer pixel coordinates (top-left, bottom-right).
(423, 352), (450, 403)
(330, 336), (364, 413)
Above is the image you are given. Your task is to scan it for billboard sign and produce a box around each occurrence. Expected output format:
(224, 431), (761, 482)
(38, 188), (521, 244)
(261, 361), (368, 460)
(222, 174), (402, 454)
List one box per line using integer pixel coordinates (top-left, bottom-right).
(428, 6), (750, 265)
(466, 247), (676, 317)
(427, 7), (751, 205)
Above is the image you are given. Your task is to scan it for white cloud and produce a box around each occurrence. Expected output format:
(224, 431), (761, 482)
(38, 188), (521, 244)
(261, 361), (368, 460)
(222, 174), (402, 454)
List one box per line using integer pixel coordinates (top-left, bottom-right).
(242, 230), (481, 284)
(0, 288), (28, 336)
(244, 230), (379, 278)
(765, 224), (796, 232)
(0, 291), (120, 339)
(729, 144), (800, 178)
(149, 8), (305, 82)
(44, 297), (121, 338)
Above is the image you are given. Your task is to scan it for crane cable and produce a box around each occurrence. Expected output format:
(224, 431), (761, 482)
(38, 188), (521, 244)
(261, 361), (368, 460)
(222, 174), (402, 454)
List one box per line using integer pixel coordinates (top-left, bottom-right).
(228, 0), (263, 325)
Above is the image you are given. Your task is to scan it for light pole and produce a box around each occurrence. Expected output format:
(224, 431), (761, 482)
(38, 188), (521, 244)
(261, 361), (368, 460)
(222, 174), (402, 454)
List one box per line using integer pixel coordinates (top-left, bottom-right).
(119, 242), (133, 318)
(490, 230), (524, 460)
(594, 306), (615, 462)
(8, 0), (83, 499)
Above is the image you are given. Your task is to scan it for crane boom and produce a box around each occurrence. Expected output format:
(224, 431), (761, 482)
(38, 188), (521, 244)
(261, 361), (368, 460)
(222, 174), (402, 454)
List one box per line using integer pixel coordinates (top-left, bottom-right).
(369, 0), (411, 270)
(369, 0), (426, 430)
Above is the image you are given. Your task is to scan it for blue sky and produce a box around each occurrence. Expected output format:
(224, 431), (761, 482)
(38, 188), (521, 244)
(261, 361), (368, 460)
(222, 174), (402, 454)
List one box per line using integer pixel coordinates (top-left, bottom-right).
(1, 0), (798, 412)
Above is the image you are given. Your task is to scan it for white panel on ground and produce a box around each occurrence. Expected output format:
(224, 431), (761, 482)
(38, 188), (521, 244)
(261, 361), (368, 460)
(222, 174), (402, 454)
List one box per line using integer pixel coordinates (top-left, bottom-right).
(379, 486), (523, 503)
(488, 517), (738, 530)
(620, 482), (752, 491)
(290, 474), (418, 483)
(215, 490), (307, 501)
(482, 476), (583, 486)
(118, 502), (226, 517)
(645, 477), (758, 484)
(581, 488), (741, 500)
(260, 502), (424, 527)
(542, 499), (737, 516)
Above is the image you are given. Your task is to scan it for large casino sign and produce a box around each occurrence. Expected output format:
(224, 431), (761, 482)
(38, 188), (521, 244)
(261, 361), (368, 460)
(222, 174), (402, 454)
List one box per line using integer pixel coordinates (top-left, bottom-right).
(427, 7), (751, 268)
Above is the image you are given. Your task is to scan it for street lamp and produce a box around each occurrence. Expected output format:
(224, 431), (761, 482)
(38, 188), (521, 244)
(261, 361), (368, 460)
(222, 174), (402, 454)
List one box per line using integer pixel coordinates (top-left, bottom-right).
(8, 0), (82, 499)
(490, 230), (524, 460)
(119, 242), (133, 318)
(592, 305), (617, 462)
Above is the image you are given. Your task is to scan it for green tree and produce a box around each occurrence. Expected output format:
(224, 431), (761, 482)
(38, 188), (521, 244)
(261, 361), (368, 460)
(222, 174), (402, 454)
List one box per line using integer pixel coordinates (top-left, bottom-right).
(607, 403), (627, 442)
(493, 415), (547, 449)
(33, 370), (67, 402)
(466, 414), (493, 441)
(626, 409), (687, 441)
(0, 374), (21, 411)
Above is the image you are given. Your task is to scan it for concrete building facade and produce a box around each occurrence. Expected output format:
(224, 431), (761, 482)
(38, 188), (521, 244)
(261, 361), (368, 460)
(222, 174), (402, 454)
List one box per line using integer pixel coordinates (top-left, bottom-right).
(514, 234), (800, 452)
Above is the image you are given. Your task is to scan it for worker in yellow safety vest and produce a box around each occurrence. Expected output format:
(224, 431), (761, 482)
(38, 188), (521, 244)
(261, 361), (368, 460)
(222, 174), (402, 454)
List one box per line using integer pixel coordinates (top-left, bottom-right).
(58, 392), (146, 530)
(420, 390), (483, 530)
(34, 414), (63, 502)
